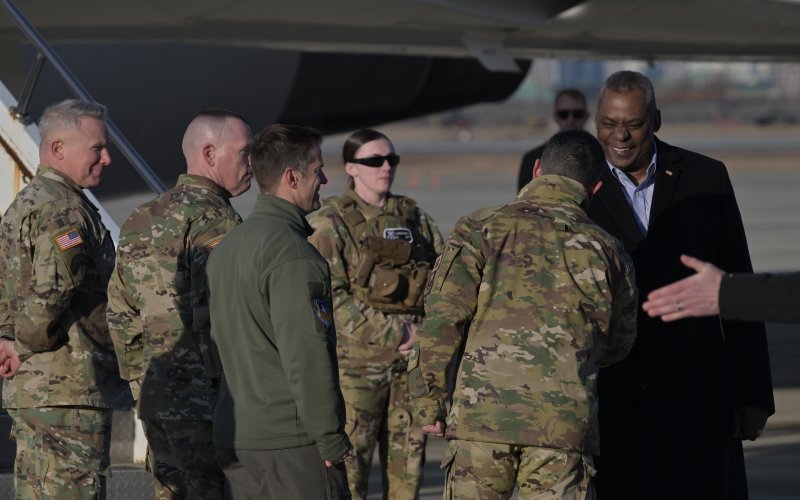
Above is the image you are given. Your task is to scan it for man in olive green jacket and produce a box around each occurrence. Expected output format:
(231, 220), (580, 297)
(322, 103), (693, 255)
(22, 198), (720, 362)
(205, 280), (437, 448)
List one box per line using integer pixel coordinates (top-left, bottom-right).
(208, 124), (352, 499)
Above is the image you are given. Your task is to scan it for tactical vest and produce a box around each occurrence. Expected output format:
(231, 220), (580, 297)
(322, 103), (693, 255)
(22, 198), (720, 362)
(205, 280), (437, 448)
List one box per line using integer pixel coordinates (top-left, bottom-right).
(333, 195), (436, 314)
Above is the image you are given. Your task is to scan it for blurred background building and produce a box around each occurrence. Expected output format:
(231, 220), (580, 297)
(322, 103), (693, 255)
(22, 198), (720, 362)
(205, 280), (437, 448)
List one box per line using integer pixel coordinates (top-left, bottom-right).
(433, 59), (800, 135)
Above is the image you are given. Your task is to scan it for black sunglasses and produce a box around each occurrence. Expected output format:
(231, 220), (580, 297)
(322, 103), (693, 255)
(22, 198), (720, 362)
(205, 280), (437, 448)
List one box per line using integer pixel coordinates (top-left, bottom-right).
(350, 154), (400, 168)
(556, 109), (586, 120)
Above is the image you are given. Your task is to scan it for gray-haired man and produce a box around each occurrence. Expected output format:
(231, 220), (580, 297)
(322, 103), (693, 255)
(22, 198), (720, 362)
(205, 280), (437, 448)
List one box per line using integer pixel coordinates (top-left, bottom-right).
(0, 99), (132, 499)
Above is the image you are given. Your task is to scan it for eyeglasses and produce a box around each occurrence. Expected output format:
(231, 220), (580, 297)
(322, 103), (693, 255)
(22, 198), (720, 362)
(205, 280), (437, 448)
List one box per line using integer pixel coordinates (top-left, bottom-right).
(556, 109), (587, 120)
(350, 154), (400, 168)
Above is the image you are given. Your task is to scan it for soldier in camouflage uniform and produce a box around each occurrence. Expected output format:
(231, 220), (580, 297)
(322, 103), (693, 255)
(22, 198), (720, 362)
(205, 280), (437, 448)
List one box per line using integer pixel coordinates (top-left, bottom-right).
(0, 99), (133, 499)
(409, 130), (638, 500)
(106, 110), (252, 499)
(309, 129), (443, 500)
(0, 217), (20, 378)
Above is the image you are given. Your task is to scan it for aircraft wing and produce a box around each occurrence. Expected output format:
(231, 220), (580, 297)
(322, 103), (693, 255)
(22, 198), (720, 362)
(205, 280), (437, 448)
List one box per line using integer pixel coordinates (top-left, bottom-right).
(2, 0), (799, 200)
(2, 0), (800, 63)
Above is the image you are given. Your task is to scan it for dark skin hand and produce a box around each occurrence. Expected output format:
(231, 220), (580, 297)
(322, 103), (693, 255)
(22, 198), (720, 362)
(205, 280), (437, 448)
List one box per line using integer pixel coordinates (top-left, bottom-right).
(734, 406), (769, 441)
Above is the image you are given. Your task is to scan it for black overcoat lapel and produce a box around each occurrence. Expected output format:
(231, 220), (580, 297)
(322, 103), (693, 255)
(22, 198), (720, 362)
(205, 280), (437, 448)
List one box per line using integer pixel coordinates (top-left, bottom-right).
(646, 138), (682, 241)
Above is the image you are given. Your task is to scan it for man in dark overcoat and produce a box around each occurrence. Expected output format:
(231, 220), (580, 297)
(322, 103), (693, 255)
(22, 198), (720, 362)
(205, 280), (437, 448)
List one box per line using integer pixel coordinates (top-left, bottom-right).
(586, 70), (774, 500)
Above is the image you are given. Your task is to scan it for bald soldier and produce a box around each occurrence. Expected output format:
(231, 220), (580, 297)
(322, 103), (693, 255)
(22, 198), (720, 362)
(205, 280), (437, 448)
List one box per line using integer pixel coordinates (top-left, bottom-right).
(0, 99), (132, 499)
(107, 109), (252, 499)
(410, 130), (637, 499)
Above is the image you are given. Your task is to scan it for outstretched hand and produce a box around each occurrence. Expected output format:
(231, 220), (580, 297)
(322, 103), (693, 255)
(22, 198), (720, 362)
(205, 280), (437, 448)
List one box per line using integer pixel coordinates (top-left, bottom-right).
(642, 255), (724, 321)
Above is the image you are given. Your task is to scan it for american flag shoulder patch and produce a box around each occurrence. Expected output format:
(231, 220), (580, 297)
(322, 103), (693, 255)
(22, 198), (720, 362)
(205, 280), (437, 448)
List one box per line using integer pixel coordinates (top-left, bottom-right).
(54, 228), (84, 251)
(204, 237), (224, 252)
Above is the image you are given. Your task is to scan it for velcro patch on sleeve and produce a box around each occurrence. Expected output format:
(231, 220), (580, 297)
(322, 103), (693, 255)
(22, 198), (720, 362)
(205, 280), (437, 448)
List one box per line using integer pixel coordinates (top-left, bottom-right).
(312, 297), (332, 328)
(204, 237), (224, 252)
(307, 281), (333, 338)
(54, 228), (84, 251)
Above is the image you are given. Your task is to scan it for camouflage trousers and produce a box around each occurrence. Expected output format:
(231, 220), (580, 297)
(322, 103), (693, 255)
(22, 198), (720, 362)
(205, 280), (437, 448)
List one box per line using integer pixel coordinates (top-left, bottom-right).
(8, 406), (112, 500)
(141, 418), (224, 500)
(340, 357), (426, 500)
(442, 440), (596, 500)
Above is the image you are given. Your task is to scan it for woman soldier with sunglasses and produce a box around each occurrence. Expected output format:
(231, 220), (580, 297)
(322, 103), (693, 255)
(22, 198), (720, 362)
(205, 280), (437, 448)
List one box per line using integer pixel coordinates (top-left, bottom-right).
(309, 129), (443, 500)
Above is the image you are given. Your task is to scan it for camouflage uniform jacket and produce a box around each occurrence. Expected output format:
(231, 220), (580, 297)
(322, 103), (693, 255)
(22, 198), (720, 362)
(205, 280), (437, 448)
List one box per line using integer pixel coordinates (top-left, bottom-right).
(308, 189), (444, 369)
(0, 166), (132, 409)
(107, 174), (241, 421)
(409, 175), (637, 455)
(0, 212), (7, 344)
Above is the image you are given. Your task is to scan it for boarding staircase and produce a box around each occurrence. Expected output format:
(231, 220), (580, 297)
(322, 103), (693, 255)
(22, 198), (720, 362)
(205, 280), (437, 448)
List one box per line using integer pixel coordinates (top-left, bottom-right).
(0, 1), (166, 497)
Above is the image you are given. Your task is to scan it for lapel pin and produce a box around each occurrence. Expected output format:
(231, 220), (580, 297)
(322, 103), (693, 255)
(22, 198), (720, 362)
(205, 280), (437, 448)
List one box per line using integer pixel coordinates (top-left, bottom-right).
(665, 170), (673, 176)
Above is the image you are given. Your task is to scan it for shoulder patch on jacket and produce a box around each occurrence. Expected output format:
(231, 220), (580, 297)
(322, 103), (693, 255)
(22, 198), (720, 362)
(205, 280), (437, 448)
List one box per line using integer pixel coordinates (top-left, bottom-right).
(54, 228), (84, 251)
(312, 297), (332, 328)
(203, 236), (224, 252)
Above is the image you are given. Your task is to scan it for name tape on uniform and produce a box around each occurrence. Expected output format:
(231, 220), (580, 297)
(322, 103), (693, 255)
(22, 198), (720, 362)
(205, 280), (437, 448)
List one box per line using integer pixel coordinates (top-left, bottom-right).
(384, 227), (413, 242)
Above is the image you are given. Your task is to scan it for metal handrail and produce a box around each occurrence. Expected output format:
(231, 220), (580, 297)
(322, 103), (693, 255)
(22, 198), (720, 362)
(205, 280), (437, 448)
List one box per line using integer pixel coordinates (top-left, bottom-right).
(0, 0), (167, 194)
(13, 51), (44, 125)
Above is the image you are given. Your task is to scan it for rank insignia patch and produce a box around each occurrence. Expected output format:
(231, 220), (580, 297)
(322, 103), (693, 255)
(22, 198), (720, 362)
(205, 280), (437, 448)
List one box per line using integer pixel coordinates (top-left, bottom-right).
(313, 298), (332, 328)
(54, 228), (84, 251)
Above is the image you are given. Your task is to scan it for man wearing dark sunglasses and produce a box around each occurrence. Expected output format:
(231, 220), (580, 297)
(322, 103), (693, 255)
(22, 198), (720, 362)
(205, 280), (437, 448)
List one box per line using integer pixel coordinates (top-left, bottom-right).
(518, 88), (589, 192)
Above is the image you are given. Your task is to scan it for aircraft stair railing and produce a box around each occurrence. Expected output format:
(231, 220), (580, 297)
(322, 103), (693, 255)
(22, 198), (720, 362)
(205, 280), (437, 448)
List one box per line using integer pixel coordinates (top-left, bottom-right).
(0, 0), (167, 220)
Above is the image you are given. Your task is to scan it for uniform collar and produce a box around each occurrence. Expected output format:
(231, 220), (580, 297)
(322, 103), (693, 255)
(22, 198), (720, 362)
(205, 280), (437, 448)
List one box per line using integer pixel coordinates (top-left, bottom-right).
(37, 164), (85, 195)
(253, 193), (314, 236)
(343, 188), (396, 218)
(517, 174), (588, 207)
(177, 174), (232, 199)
